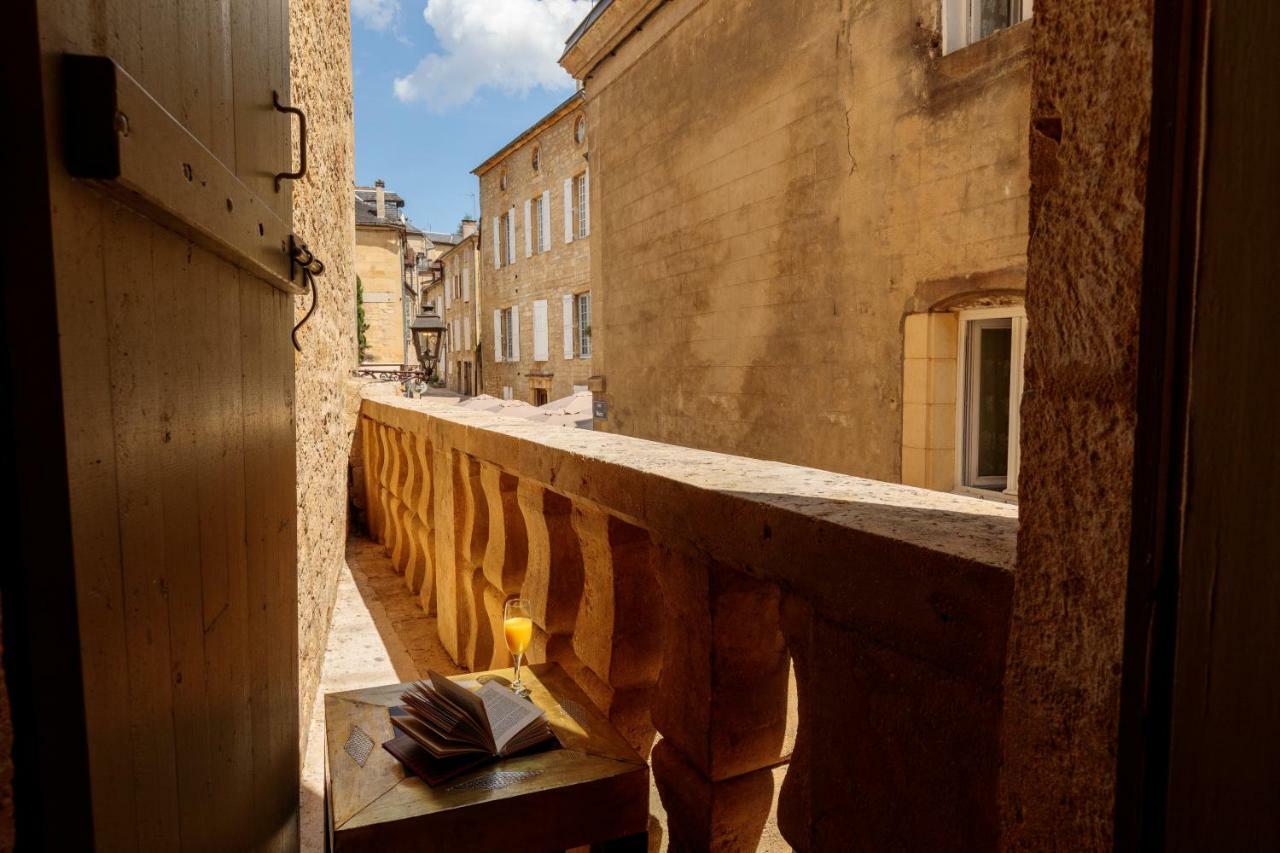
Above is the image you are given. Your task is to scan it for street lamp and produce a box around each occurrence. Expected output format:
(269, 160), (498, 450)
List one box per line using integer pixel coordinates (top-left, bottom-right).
(410, 306), (446, 378)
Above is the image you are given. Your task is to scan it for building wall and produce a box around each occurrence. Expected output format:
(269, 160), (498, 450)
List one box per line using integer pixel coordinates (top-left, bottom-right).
(998, 0), (1152, 846)
(478, 101), (593, 403)
(290, 0), (356, 751)
(573, 0), (1030, 480)
(441, 234), (482, 395)
(356, 227), (407, 365)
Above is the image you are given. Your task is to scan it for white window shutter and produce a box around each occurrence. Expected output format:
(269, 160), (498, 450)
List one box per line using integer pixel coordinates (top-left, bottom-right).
(562, 294), (575, 359)
(563, 178), (574, 244)
(532, 300), (549, 362)
(493, 310), (502, 361)
(540, 191), (551, 251)
(510, 304), (521, 360)
(583, 169), (590, 236)
(523, 198), (533, 258)
(463, 268), (470, 301)
(492, 217), (501, 268)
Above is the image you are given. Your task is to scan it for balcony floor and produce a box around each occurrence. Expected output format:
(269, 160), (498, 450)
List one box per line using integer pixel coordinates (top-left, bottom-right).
(300, 535), (789, 852)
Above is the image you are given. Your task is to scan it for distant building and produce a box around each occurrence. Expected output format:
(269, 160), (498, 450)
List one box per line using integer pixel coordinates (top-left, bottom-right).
(355, 180), (456, 368)
(473, 93), (594, 405)
(561, 0), (1032, 497)
(438, 218), (482, 395)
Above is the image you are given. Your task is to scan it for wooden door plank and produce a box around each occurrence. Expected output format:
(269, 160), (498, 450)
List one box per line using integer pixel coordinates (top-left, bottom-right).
(231, 0), (288, 220)
(203, 265), (255, 851)
(101, 203), (183, 850)
(154, 237), (218, 848)
(52, 185), (139, 851)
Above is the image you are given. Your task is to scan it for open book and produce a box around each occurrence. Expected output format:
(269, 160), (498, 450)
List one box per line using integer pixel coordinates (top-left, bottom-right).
(383, 671), (557, 785)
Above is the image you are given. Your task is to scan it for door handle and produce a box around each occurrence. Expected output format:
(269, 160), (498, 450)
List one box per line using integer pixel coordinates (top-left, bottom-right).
(273, 90), (306, 191)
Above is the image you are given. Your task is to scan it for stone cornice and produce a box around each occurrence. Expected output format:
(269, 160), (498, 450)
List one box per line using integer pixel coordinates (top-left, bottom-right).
(559, 0), (667, 81)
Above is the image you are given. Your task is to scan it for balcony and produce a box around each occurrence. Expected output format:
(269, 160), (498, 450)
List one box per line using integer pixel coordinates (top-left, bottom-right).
(347, 390), (1016, 849)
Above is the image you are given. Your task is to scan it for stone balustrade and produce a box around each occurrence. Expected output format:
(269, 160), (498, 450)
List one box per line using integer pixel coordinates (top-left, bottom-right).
(353, 394), (1017, 851)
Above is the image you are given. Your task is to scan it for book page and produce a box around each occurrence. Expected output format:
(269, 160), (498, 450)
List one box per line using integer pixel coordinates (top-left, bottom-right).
(426, 671), (494, 751)
(477, 680), (546, 754)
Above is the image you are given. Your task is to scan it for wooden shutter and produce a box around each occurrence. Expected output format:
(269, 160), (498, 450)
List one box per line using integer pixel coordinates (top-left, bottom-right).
(541, 191), (551, 251)
(492, 217), (501, 268)
(532, 300), (549, 362)
(523, 198), (533, 258)
(583, 169), (591, 237)
(510, 304), (520, 360)
(563, 294), (575, 358)
(493, 310), (503, 361)
(563, 178), (574, 244)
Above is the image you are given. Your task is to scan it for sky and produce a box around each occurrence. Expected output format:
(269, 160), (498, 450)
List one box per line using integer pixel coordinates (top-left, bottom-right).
(350, 0), (594, 234)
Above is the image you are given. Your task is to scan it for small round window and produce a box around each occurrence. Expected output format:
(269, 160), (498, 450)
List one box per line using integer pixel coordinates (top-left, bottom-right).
(531, 145), (540, 172)
(499, 170), (508, 191)
(574, 115), (587, 146)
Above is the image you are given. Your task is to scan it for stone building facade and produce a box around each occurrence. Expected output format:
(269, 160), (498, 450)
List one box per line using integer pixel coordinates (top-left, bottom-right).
(474, 93), (594, 404)
(562, 0), (1032, 493)
(355, 181), (442, 368)
(439, 219), (482, 395)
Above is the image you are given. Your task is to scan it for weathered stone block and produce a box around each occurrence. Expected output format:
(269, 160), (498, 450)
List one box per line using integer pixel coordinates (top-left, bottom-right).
(517, 481), (583, 672)
(651, 550), (789, 782)
(652, 739), (775, 853)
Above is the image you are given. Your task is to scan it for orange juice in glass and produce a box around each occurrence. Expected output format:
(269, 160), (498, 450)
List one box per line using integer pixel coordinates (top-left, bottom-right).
(503, 598), (533, 697)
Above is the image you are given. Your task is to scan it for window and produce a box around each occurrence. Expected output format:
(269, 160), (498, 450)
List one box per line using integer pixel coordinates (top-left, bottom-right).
(498, 211), (510, 267)
(530, 196), (544, 255)
(573, 172), (589, 239)
(574, 292), (592, 358)
(574, 115), (587, 146)
(500, 307), (515, 361)
(531, 144), (540, 172)
(533, 388), (549, 406)
(944, 0), (1032, 54)
(957, 308), (1026, 496)
(499, 170), (508, 191)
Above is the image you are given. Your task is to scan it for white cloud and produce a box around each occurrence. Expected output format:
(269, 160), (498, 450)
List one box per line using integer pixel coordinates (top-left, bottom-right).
(394, 0), (589, 111)
(352, 0), (401, 31)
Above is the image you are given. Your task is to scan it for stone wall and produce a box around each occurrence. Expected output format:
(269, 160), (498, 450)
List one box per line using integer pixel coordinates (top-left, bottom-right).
(477, 96), (593, 402)
(290, 0), (356, 750)
(567, 0), (1030, 481)
(997, 0), (1152, 847)
(356, 227), (407, 365)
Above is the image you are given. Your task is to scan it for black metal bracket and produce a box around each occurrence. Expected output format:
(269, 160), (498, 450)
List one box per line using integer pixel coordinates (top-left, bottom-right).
(273, 91), (306, 191)
(288, 234), (325, 352)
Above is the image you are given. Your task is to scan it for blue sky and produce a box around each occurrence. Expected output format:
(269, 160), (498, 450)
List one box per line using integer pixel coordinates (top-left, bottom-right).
(350, 0), (592, 233)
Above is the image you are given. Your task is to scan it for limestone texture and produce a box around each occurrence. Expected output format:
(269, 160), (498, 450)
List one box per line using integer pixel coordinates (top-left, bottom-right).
(290, 0), (357, 750)
(997, 0), (1153, 848)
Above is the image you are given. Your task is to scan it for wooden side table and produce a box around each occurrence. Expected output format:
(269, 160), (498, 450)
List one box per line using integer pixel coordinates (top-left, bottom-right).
(324, 662), (649, 852)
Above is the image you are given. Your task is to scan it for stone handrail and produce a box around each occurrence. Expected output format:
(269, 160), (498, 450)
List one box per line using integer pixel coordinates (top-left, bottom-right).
(353, 394), (1017, 850)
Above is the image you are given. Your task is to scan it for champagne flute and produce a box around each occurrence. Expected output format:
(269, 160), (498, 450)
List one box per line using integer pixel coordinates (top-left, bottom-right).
(503, 598), (533, 697)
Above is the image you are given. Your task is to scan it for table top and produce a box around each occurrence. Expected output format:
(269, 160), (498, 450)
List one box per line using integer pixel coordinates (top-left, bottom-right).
(324, 662), (648, 850)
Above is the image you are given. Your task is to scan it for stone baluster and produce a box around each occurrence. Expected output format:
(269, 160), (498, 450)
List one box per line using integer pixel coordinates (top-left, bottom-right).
(477, 463), (527, 670)
(517, 481), (584, 675)
(454, 453), (491, 670)
(569, 502), (662, 753)
(395, 429), (422, 590)
(386, 428), (411, 574)
(374, 422), (397, 557)
(650, 550), (789, 852)
(412, 432), (437, 612)
(776, 592), (1003, 850)
(359, 416), (382, 538)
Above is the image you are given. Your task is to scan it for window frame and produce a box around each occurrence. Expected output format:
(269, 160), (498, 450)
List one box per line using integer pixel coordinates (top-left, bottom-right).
(954, 305), (1026, 501)
(500, 307), (515, 361)
(575, 291), (592, 358)
(530, 195), (544, 255)
(943, 0), (1033, 54)
(574, 173), (588, 239)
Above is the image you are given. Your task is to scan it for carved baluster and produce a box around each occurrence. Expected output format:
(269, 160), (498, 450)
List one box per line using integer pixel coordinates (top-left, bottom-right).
(454, 453), (491, 670)
(375, 423), (396, 555)
(431, 444), (463, 656)
(478, 462), (526, 670)
(387, 428), (411, 573)
(570, 502), (662, 753)
(517, 481), (583, 675)
(358, 416), (381, 538)
(396, 429), (422, 587)
(411, 431), (435, 610)
(650, 550), (789, 852)
(777, 595), (812, 852)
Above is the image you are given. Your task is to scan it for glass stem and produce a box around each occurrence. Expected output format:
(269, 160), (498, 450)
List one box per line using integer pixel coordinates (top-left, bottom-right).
(513, 653), (523, 686)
